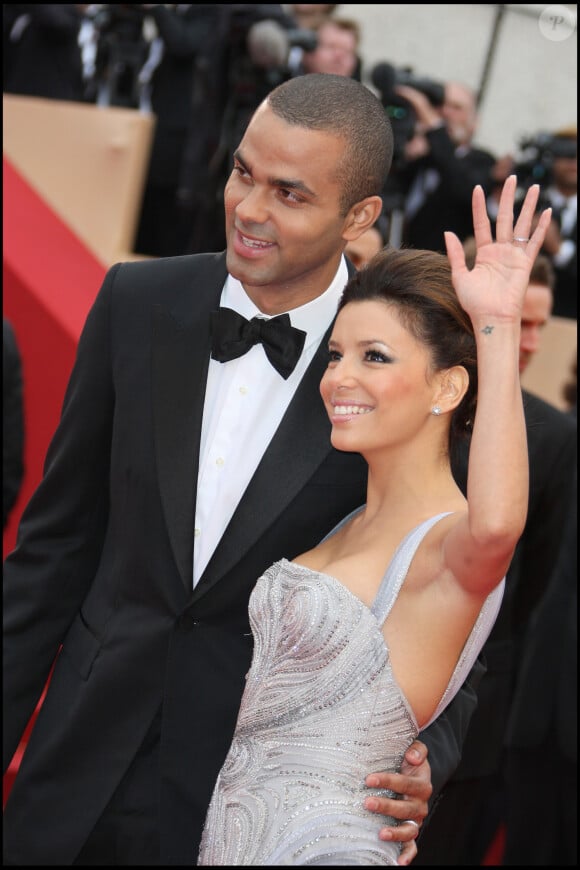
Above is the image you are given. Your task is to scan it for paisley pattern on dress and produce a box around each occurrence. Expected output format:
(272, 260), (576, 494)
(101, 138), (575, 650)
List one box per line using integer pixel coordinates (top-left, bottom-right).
(198, 513), (504, 866)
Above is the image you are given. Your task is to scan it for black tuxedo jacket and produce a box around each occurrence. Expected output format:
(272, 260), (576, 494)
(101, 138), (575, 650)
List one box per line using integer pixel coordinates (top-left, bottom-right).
(3, 252), (482, 864)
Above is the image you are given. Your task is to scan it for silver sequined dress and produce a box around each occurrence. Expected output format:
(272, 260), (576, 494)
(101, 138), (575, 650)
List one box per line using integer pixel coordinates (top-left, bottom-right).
(198, 512), (504, 865)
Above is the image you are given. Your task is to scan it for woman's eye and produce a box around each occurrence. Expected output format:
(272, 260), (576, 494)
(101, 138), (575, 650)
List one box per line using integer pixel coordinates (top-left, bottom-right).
(365, 349), (391, 363)
(327, 349), (341, 362)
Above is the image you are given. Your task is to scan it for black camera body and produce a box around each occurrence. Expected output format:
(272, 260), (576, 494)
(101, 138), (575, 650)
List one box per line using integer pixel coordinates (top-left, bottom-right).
(225, 9), (310, 118)
(375, 65), (445, 109)
(371, 62), (445, 166)
(514, 132), (577, 191)
(90, 4), (150, 108)
(285, 27), (318, 54)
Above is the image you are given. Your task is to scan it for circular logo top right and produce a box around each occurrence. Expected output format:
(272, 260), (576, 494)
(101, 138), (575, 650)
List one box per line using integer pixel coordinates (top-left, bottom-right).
(538, 5), (577, 41)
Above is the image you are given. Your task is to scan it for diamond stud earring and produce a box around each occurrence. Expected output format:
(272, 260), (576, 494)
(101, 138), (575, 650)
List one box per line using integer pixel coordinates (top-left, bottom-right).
(431, 405), (442, 416)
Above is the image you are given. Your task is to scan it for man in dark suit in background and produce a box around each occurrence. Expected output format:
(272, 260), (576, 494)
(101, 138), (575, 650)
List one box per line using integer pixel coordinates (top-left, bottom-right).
(392, 79), (496, 253)
(537, 127), (577, 320)
(4, 74), (482, 867)
(505, 348), (576, 867)
(3, 4), (85, 101)
(134, 3), (299, 258)
(132, 3), (224, 258)
(503, 463), (577, 866)
(414, 248), (577, 865)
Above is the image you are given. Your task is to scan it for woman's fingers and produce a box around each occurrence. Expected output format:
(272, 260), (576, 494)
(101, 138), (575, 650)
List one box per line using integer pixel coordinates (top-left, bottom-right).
(513, 182), (541, 239)
(471, 183), (493, 247)
(495, 174), (517, 242)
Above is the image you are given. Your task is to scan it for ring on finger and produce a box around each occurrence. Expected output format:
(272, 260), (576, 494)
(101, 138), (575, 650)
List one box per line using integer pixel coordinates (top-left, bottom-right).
(403, 819), (420, 831)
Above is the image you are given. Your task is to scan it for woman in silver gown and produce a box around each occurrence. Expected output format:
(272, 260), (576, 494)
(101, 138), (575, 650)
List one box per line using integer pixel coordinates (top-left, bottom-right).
(198, 177), (551, 866)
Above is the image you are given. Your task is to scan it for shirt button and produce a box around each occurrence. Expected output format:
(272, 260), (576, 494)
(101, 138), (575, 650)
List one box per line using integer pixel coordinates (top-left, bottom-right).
(194, 528), (201, 538)
(216, 457), (225, 467)
(239, 385), (248, 395)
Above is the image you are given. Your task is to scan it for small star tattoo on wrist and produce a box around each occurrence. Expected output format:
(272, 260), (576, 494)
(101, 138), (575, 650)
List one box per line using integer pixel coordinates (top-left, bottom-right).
(481, 325), (494, 335)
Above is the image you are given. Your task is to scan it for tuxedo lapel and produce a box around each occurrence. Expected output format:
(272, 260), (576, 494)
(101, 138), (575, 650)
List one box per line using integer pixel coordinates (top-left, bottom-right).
(152, 255), (226, 592)
(193, 329), (334, 600)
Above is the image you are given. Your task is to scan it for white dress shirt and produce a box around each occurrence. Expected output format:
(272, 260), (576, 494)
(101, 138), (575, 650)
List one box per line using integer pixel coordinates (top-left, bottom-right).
(193, 258), (349, 586)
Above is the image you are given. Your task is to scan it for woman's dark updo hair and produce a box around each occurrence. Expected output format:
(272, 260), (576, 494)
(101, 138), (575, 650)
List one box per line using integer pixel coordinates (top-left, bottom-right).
(338, 246), (478, 460)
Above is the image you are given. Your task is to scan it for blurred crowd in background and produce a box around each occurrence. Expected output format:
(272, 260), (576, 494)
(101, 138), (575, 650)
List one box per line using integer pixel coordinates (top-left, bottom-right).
(3, 3), (577, 320)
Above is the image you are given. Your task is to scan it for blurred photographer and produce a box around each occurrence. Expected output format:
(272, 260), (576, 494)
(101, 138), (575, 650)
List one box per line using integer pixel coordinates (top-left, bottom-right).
(182, 6), (364, 256)
(3, 4), (86, 101)
(182, 4), (308, 254)
(490, 127), (577, 320)
(532, 127), (576, 320)
(132, 3), (224, 257)
(87, 4), (155, 108)
(298, 16), (361, 80)
(373, 69), (496, 252)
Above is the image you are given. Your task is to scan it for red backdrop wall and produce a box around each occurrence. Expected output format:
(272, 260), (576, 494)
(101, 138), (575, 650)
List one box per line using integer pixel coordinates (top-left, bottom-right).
(3, 158), (105, 557)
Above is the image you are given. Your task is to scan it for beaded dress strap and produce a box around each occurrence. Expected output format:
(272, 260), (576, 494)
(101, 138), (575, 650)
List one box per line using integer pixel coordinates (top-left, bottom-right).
(318, 505), (365, 544)
(319, 508), (505, 730)
(319, 508), (452, 627)
(370, 513), (452, 626)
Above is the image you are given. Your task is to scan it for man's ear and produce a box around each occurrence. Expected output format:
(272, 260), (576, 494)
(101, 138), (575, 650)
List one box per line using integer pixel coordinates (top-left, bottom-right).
(343, 196), (383, 242)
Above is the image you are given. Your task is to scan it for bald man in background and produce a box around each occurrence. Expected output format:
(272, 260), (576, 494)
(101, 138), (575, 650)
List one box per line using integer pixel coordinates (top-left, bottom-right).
(392, 80), (496, 254)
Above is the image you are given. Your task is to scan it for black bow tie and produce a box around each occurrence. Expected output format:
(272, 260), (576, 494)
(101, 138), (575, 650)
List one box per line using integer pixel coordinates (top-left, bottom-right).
(210, 307), (307, 380)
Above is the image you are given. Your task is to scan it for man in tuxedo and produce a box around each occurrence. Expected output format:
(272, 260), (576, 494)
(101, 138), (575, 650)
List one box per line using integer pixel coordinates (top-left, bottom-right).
(4, 74), (483, 866)
(414, 249), (578, 865)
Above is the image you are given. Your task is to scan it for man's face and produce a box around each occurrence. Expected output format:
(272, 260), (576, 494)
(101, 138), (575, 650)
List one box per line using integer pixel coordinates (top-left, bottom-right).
(551, 153), (577, 195)
(224, 103), (356, 313)
(302, 23), (358, 78)
(441, 82), (476, 146)
(519, 283), (553, 374)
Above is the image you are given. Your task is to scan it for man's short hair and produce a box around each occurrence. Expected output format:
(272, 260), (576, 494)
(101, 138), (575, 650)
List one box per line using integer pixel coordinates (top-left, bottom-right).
(266, 73), (393, 213)
(529, 252), (555, 291)
(314, 17), (361, 47)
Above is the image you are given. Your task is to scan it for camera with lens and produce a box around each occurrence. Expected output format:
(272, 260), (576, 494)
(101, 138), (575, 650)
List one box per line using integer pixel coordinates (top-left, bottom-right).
(371, 62), (445, 168)
(90, 4), (150, 108)
(284, 28), (318, 54)
(244, 20), (318, 86)
(514, 132), (577, 191)
(220, 9), (319, 161)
